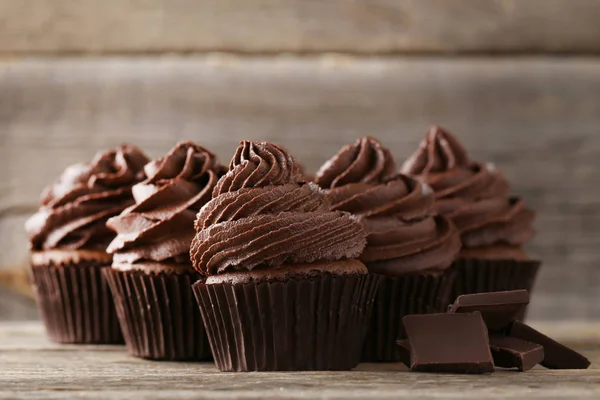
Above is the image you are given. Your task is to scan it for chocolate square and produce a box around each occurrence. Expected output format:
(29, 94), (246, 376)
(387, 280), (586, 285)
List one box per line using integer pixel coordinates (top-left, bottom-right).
(489, 336), (544, 372)
(403, 312), (494, 374)
(509, 321), (590, 370)
(395, 340), (411, 368)
(448, 290), (529, 331)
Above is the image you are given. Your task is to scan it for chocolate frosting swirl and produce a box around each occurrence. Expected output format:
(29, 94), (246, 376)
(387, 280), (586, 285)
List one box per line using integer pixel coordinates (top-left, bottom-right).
(25, 145), (149, 251)
(401, 126), (535, 249)
(214, 141), (303, 195)
(315, 136), (397, 189)
(315, 137), (461, 275)
(402, 126), (470, 175)
(191, 141), (367, 276)
(106, 142), (224, 266)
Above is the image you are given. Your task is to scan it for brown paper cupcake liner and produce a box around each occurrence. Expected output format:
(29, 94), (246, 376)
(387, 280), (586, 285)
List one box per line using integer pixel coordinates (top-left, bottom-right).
(361, 269), (457, 362)
(103, 268), (211, 361)
(193, 273), (380, 371)
(450, 258), (541, 321)
(30, 262), (123, 344)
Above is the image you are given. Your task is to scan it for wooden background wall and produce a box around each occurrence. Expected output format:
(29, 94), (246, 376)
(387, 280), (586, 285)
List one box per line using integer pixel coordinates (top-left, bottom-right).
(1, 1), (599, 320)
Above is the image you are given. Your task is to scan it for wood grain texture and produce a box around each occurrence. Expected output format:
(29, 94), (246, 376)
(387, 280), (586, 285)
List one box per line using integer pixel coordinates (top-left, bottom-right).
(2, 56), (600, 320)
(0, 322), (598, 399)
(1, 0), (600, 54)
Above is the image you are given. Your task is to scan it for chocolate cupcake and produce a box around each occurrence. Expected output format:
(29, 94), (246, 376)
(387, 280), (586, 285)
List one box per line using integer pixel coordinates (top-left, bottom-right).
(401, 126), (540, 310)
(190, 141), (379, 371)
(315, 137), (461, 362)
(25, 145), (149, 344)
(103, 142), (224, 361)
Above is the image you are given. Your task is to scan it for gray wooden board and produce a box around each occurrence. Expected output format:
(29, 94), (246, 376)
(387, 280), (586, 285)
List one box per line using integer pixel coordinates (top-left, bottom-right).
(2, 56), (600, 320)
(0, 322), (598, 399)
(2, 0), (600, 54)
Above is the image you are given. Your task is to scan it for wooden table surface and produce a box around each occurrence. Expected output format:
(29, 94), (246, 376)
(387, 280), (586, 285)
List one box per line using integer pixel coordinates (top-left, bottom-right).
(0, 322), (598, 399)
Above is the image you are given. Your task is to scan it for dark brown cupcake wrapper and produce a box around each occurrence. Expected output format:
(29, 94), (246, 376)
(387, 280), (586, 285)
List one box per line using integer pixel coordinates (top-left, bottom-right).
(361, 269), (457, 363)
(450, 258), (541, 321)
(103, 268), (211, 361)
(193, 273), (380, 372)
(30, 262), (123, 344)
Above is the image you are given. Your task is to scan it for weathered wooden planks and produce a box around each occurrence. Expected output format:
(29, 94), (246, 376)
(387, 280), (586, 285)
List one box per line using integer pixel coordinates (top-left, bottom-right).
(2, 56), (600, 320)
(1, 0), (600, 54)
(0, 322), (598, 399)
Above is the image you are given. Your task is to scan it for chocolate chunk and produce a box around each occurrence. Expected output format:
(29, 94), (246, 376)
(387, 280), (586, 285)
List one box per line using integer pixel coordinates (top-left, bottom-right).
(489, 336), (544, 372)
(395, 340), (411, 368)
(403, 312), (494, 374)
(448, 290), (529, 331)
(509, 321), (590, 369)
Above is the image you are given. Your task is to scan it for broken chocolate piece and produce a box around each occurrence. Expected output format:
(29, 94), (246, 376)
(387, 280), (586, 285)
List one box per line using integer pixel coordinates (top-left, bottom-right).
(403, 312), (494, 374)
(489, 336), (544, 372)
(448, 290), (529, 331)
(395, 340), (411, 368)
(509, 321), (590, 370)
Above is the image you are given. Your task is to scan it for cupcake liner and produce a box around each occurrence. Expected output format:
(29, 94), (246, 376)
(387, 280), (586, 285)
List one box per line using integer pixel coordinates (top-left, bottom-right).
(193, 273), (380, 371)
(361, 269), (457, 362)
(450, 258), (541, 320)
(30, 262), (123, 344)
(103, 268), (211, 361)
